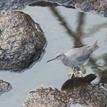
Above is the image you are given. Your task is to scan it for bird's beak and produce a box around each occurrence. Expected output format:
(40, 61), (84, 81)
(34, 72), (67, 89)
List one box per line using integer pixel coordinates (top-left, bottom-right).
(47, 57), (57, 63)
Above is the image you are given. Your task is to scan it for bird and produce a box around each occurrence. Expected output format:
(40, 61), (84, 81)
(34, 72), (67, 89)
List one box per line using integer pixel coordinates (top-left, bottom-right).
(47, 41), (99, 77)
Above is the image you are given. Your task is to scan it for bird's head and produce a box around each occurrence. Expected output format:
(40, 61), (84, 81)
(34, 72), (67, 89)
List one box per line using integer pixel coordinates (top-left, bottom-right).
(87, 41), (99, 52)
(47, 54), (65, 63)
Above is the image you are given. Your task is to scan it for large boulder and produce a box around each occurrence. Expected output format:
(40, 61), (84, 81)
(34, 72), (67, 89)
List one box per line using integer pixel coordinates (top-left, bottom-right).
(0, 80), (12, 95)
(22, 86), (107, 107)
(22, 74), (107, 107)
(0, 11), (46, 71)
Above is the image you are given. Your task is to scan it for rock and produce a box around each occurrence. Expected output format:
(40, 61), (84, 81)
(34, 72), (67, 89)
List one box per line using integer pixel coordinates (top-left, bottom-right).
(22, 84), (107, 107)
(23, 88), (67, 107)
(0, 0), (25, 10)
(0, 80), (12, 95)
(22, 74), (107, 107)
(61, 74), (96, 90)
(27, 0), (107, 17)
(0, 11), (46, 71)
(1, 0), (107, 17)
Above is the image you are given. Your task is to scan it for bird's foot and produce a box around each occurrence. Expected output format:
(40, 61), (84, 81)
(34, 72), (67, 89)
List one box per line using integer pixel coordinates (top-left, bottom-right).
(67, 71), (83, 79)
(74, 70), (84, 77)
(67, 72), (75, 79)
(72, 66), (80, 72)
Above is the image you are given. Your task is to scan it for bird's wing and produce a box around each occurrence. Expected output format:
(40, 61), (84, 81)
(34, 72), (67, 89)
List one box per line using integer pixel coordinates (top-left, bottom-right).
(75, 46), (91, 61)
(65, 46), (87, 58)
(67, 46), (90, 62)
(76, 52), (90, 62)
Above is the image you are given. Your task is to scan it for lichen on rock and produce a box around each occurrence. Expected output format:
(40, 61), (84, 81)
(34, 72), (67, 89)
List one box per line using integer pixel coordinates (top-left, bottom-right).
(22, 74), (107, 107)
(23, 85), (107, 107)
(0, 11), (46, 72)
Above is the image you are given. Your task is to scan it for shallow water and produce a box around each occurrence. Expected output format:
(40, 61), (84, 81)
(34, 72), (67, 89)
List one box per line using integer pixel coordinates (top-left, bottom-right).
(0, 6), (107, 107)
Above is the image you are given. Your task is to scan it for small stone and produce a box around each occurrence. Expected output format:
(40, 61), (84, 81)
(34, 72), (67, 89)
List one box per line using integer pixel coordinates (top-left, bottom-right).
(0, 80), (12, 95)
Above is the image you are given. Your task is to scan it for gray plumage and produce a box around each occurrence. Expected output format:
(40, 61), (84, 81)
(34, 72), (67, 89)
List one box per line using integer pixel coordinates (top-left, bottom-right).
(47, 41), (99, 68)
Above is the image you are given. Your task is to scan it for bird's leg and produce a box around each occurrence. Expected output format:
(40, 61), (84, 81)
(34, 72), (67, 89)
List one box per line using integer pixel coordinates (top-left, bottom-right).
(80, 65), (86, 75)
(73, 66), (85, 77)
(72, 66), (80, 77)
(67, 66), (76, 78)
(75, 65), (86, 77)
(69, 66), (83, 78)
(72, 66), (79, 72)
(67, 67), (74, 78)
(72, 66), (78, 74)
(72, 65), (76, 72)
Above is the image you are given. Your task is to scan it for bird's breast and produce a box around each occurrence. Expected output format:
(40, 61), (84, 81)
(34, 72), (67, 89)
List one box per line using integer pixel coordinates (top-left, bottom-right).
(61, 57), (81, 67)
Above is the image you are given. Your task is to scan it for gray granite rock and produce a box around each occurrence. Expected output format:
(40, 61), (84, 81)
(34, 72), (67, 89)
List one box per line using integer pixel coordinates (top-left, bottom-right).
(22, 85), (107, 107)
(0, 0), (25, 10)
(1, 0), (107, 17)
(0, 80), (12, 95)
(22, 74), (107, 107)
(0, 11), (46, 72)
